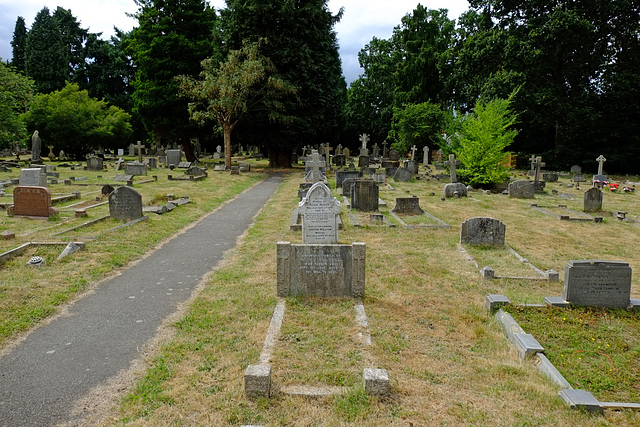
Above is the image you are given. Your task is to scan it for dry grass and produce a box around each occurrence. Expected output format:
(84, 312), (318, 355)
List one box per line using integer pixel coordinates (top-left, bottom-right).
(105, 168), (640, 426)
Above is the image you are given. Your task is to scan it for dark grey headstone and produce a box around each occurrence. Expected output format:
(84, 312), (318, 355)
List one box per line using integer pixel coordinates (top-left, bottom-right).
(443, 182), (468, 198)
(101, 184), (115, 195)
(335, 170), (362, 188)
(393, 167), (413, 182)
(392, 197), (423, 214)
(542, 172), (558, 182)
(460, 217), (506, 246)
(124, 162), (147, 176)
(342, 178), (356, 196)
(350, 179), (379, 212)
(87, 156), (104, 171)
(570, 165), (582, 174)
(109, 186), (143, 220)
(166, 149), (182, 167)
(509, 180), (534, 198)
(583, 187), (603, 212)
(563, 260), (632, 308)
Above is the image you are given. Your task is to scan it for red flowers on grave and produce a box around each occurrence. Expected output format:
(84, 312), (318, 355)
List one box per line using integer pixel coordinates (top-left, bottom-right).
(608, 182), (619, 191)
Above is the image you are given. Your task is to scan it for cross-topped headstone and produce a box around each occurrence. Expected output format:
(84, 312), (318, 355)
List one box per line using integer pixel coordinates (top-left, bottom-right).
(336, 144), (343, 155)
(134, 141), (144, 163)
(411, 145), (417, 160)
(596, 155), (606, 175)
(529, 154), (537, 173)
(305, 150), (326, 183)
(324, 144), (333, 160)
(532, 156), (545, 183)
(382, 140), (388, 159)
(359, 133), (370, 150)
(444, 154), (461, 183)
(423, 145), (429, 166)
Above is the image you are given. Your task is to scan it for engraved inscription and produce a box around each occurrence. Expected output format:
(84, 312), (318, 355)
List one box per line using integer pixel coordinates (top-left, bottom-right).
(563, 261), (632, 308)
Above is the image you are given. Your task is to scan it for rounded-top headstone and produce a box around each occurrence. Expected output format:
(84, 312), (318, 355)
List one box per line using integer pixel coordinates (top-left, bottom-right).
(460, 217), (506, 246)
(109, 186), (143, 220)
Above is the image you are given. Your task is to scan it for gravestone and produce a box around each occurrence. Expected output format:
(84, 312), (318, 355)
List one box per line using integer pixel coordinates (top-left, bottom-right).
(583, 187), (603, 212)
(276, 242), (366, 298)
(87, 156), (104, 171)
(350, 179), (379, 212)
(423, 145), (429, 166)
(388, 150), (400, 162)
(115, 157), (124, 171)
(342, 178), (357, 197)
(571, 165), (582, 174)
(31, 130), (42, 162)
(214, 145), (222, 160)
(117, 148), (124, 156)
(147, 157), (157, 169)
(128, 143), (135, 156)
(213, 164), (226, 171)
(443, 182), (468, 198)
(593, 155), (607, 183)
(573, 173), (586, 183)
(460, 217), (506, 246)
(509, 180), (534, 198)
(187, 165), (206, 176)
(343, 147), (350, 159)
(19, 168), (47, 187)
(166, 149), (182, 167)
(125, 162), (147, 176)
(335, 170), (362, 189)
(392, 197), (423, 214)
(563, 260), (632, 308)
(101, 184), (115, 195)
(405, 159), (418, 174)
(304, 150), (326, 183)
(333, 153), (346, 167)
(371, 172), (386, 184)
(543, 172), (558, 182)
(298, 182), (341, 244)
(393, 167), (413, 182)
(109, 186), (143, 220)
(9, 186), (57, 218)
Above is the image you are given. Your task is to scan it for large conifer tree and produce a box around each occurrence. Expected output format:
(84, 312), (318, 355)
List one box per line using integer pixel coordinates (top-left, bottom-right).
(128, 0), (216, 161)
(222, 0), (346, 167)
(10, 17), (28, 72)
(25, 7), (67, 93)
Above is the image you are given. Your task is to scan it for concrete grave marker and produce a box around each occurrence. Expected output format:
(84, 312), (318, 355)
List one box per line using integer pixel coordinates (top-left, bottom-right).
(87, 156), (104, 171)
(109, 186), (143, 220)
(19, 168), (47, 187)
(509, 180), (534, 198)
(423, 145), (429, 166)
(125, 162), (147, 176)
(298, 182), (341, 244)
(563, 260), (632, 308)
(166, 149), (182, 167)
(583, 187), (603, 212)
(350, 179), (379, 212)
(304, 150), (326, 183)
(9, 186), (57, 218)
(392, 197), (423, 214)
(460, 217), (506, 246)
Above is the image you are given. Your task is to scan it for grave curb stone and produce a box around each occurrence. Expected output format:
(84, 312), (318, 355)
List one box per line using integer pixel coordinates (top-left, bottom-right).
(244, 364), (271, 398)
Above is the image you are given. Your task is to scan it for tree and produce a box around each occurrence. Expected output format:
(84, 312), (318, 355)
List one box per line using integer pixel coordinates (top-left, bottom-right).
(22, 83), (132, 157)
(128, 0), (217, 161)
(0, 63), (35, 149)
(25, 7), (68, 94)
(52, 7), (89, 84)
(178, 41), (297, 169)
(453, 94), (519, 187)
(10, 17), (28, 72)
(388, 101), (445, 156)
(221, 0), (346, 167)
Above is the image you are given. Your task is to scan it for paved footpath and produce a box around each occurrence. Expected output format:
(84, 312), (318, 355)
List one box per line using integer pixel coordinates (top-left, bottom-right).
(0, 175), (282, 426)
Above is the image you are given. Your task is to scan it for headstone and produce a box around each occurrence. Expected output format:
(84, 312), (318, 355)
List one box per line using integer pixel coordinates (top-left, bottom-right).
(10, 186), (57, 217)
(128, 143), (135, 156)
(372, 143), (380, 159)
(343, 147), (350, 159)
(125, 162), (147, 176)
(335, 170), (362, 189)
(444, 154), (461, 183)
(371, 172), (386, 184)
(101, 184), (115, 195)
(109, 186), (143, 220)
(298, 182), (341, 244)
(117, 148), (124, 156)
(570, 165), (582, 174)
(350, 179), (379, 212)
(543, 172), (558, 182)
(410, 145), (417, 160)
(423, 145), (429, 166)
(31, 130), (42, 161)
(115, 157), (124, 171)
(583, 187), (603, 212)
(166, 149), (182, 167)
(87, 156), (104, 171)
(593, 155), (607, 183)
(304, 150), (326, 183)
(213, 164), (226, 171)
(147, 157), (157, 169)
(19, 168), (47, 187)
(47, 145), (55, 161)
(359, 133), (370, 156)
(573, 173), (585, 183)
(443, 182), (468, 198)
(509, 180), (534, 198)
(389, 149), (400, 162)
(342, 178), (357, 196)
(332, 154), (346, 167)
(460, 217), (506, 246)
(276, 242), (366, 298)
(392, 197), (423, 214)
(187, 165), (206, 176)
(404, 159), (418, 174)
(393, 167), (413, 182)
(358, 155), (370, 169)
(563, 260), (632, 308)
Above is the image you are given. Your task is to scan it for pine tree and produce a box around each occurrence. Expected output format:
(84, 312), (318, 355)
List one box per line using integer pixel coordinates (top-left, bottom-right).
(25, 7), (67, 93)
(128, 0), (216, 161)
(10, 17), (28, 72)
(52, 7), (89, 83)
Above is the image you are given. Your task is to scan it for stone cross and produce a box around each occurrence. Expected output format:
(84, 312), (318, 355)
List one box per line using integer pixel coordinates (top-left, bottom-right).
(359, 133), (370, 150)
(382, 140), (388, 159)
(135, 141), (144, 163)
(411, 145), (417, 160)
(596, 155), (606, 175)
(533, 156), (545, 183)
(306, 150), (326, 183)
(529, 154), (537, 173)
(444, 154), (461, 183)
(336, 144), (343, 155)
(324, 144), (333, 160)
(423, 145), (429, 166)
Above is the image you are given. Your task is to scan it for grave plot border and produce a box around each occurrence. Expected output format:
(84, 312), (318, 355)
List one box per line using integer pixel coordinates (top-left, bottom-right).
(244, 297), (389, 399)
(530, 203), (603, 223)
(458, 244), (559, 282)
(0, 241), (85, 267)
(486, 296), (640, 414)
(387, 207), (451, 229)
(347, 212), (395, 228)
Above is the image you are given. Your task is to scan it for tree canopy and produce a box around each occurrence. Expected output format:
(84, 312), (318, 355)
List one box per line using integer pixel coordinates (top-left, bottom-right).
(0, 62), (35, 149)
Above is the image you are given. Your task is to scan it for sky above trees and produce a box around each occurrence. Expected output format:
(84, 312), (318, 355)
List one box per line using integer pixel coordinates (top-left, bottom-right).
(0, 0), (469, 84)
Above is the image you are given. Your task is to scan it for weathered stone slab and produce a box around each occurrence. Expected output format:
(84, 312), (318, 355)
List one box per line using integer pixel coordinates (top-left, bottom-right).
(392, 197), (423, 214)
(298, 182), (341, 244)
(335, 170), (362, 188)
(393, 167), (413, 182)
(485, 294), (510, 311)
(509, 179), (534, 198)
(125, 162), (147, 176)
(166, 149), (182, 167)
(563, 260), (632, 308)
(244, 364), (271, 398)
(460, 217), (505, 246)
(109, 186), (143, 220)
(583, 187), (602, 212)
(543, 172), (558, 182)
(10, 186), (57, 217)
(350, 179), (379, 212)
(363, 368), (389, 396)
(276, 242), (366, 298)
(86, 156), (103, 171)
(19, 168), (47, 187)
(443, 182), (468, 198)
(559, 389), (603, 414)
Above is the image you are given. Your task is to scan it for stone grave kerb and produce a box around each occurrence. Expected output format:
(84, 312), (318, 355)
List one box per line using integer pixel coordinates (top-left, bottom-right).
(444, 154), (461, 183)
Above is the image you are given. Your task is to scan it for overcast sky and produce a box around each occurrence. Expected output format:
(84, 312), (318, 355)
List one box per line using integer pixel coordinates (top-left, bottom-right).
(0, 0), (470, 84)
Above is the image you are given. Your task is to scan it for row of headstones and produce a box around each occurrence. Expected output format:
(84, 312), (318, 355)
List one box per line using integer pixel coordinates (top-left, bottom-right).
(461, 216), (635, 309)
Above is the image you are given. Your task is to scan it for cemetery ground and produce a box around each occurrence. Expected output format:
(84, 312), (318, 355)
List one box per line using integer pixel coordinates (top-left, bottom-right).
(1, 161), (640, 425)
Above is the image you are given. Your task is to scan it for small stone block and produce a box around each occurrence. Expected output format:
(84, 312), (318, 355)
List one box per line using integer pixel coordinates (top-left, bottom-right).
(559, 389), (603, 414)
(544, 296), (570, 308)
(0, 230), (15, 240)
(629, 298), (640, 310)
(513, 333), (544, 359)
(244, 364), (271, 398)
(480, 266), (495, 280)
(363, 368), (389, 396)
(74, 209), (88, 218)
(546, 269), (559, 282)
(485, 294), (509, 311)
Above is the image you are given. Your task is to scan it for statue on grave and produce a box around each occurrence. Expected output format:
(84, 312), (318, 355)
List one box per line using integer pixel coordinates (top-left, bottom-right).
(48, 145), (55, 161)
(31, 130), (42, 161)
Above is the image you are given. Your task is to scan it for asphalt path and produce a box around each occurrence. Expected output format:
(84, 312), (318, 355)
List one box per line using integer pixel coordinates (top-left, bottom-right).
(0, 174), (282, 426)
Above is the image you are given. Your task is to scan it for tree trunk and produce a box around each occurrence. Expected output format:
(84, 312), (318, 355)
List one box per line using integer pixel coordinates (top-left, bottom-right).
(224, 122), (233, 169)
(267, 143), (292, 168)
(181, 136), (196, 162)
